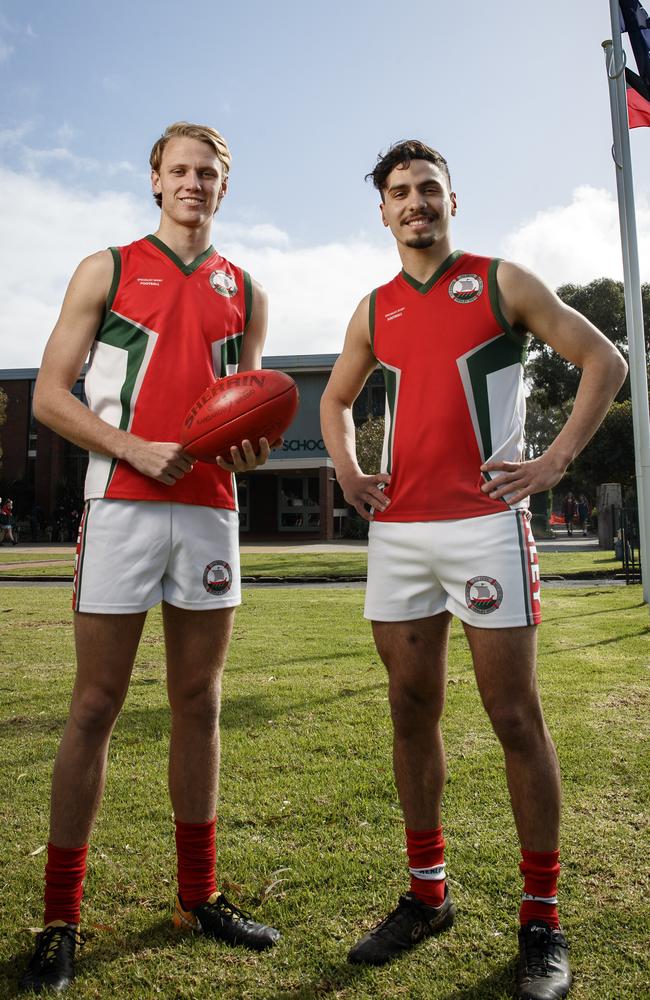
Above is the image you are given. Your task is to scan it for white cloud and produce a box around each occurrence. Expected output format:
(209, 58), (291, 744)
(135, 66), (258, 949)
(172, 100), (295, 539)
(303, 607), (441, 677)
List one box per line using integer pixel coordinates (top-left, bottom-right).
(501, 185), (650, 287)
(219, 239), (396, 356)
(0, 168), (397, 369)
(0, 169), (158, 368)
(219, 222), (290, 247)
(0, 126), (138, 177)
(0, 13), (36, 60)
(6, 169), (650, 373)
(0, 121), (34, 146)
(55, 122), (78, 144)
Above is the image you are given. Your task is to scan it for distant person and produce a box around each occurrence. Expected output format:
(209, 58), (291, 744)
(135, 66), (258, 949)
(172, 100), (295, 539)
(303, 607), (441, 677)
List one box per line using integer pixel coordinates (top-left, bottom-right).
(562, 493), (577, 536)
(1, 499), (17, 545)
(19, 121), (280, 996)
(321, 139), (627, 1000)
(577, 495), (590, 536)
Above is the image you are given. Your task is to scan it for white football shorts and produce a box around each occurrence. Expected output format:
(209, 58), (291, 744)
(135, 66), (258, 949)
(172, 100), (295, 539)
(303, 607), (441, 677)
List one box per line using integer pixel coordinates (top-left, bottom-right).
(365, 509), (541, 629)
(72, 499), (241, 614)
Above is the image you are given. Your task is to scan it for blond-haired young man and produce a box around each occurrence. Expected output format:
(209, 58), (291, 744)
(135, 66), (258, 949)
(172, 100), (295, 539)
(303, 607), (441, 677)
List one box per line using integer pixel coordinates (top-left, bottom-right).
(20, 122), (280, 995)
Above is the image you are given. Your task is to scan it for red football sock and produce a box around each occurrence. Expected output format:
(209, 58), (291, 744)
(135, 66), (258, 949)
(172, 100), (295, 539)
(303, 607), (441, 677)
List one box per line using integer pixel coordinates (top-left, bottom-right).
(43, 842), (88, 926)
(406, 826), (446, 908)
(519, 848), (561, 928)
(175, 817), (217, 910)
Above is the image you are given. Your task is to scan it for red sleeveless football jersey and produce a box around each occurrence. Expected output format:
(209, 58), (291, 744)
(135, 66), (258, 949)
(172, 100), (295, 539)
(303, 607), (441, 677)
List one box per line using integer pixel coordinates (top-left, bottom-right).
(84, 235), (252, 509)
(371, 251), (529, 522)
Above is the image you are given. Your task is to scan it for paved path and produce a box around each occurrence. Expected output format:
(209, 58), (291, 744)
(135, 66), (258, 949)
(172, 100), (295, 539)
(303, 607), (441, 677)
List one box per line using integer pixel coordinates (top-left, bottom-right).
(0, 578), (626, 590)
(2, 534), (604, 558)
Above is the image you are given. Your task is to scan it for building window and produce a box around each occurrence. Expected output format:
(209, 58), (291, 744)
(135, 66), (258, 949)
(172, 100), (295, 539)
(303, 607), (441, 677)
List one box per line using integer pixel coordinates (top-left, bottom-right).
(279, 475), (320, 531)
(237, 476), (249, 532)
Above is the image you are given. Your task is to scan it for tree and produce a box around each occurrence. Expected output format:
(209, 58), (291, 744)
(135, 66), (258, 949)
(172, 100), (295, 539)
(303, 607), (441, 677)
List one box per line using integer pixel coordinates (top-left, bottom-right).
(525, 277), (645, 501)
(568, 401), (636, 501)
(525, 392), (570, 459)
(527, 277), (650, 407)
(355, 415), (385, 475)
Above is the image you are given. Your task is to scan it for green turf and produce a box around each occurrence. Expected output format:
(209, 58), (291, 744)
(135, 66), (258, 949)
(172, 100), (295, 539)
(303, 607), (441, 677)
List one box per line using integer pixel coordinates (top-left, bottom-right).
(537, 550), (620, 576)
(0, 585), (648, 998)
(0, 551), (73, 564)
(0, 547), (624, 580)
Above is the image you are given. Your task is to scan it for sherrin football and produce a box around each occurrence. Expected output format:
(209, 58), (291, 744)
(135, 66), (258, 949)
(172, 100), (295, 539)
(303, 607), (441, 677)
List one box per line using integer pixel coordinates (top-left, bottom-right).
(181, 370), (299, 462)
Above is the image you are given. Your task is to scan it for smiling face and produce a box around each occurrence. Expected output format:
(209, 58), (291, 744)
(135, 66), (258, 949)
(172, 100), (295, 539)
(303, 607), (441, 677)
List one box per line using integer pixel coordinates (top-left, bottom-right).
(380, 159), (456, 251)
(151, 136), (227, 229)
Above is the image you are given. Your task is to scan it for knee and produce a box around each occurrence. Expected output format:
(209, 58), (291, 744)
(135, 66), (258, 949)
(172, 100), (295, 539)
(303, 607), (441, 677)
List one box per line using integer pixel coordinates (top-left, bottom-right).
(170, 678), (221, 728)
(486, 701), (544, 753)
(389, 682), (443, 737)
(70, 687), (123, 737)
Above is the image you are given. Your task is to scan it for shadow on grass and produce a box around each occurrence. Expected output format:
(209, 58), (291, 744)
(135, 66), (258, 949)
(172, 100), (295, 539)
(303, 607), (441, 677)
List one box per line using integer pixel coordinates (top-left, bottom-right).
(542, 625), (650, 655)
(544, 598), (645, 623)
(441, 958), (517, 999)
(261, 956), (517, 1000)
(0, 681), (387, 743)
(227, 649), (373, 672)
(1, 934), (518, 1000)
(0, 714), (68, 738)
(263, 959), (365, 999)
(1, 918), (173, 998)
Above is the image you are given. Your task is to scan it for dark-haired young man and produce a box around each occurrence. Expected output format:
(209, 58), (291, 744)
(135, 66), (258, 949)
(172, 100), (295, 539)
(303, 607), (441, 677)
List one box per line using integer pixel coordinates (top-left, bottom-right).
(19, 122), (280, 995)
(321, 140), (626, 999)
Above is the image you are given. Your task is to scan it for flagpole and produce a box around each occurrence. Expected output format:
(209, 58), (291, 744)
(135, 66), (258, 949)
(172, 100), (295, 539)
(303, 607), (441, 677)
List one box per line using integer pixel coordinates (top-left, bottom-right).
(603, 0), (650, 603)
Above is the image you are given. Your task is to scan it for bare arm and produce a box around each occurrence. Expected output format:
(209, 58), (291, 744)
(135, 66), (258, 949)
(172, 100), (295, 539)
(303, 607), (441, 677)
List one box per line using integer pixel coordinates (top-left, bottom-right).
(481, 262), (628, 503)
(320, 296), (391, 520)
(33, 251), (193, 485)
(216, 277), (276, 472)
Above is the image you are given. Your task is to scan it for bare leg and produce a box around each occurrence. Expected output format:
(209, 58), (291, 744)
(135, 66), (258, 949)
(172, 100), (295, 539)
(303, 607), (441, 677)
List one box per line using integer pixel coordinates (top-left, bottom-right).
(164, 602), (235, 822)
(463, 623), (561, 850)
(372, 613), (451, 830)
(50, 612), (146, 846)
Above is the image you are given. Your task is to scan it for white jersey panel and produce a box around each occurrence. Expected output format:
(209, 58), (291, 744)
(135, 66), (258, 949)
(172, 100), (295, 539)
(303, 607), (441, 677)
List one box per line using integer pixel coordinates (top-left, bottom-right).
(84, 341), (128, 497)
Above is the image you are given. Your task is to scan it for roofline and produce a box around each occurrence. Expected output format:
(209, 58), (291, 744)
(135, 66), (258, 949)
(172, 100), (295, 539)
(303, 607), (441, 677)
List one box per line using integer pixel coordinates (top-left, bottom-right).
(0, 354), (339, 382)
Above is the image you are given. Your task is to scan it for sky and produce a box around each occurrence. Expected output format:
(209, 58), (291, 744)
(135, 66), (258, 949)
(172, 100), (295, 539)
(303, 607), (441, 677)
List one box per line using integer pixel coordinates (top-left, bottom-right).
(1, 0), (650, 368)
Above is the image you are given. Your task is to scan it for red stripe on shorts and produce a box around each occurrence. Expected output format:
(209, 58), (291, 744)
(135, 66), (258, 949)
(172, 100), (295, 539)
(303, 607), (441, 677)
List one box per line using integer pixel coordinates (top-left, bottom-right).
(519, 511), (542, 625)
(72, 503), (89, 611)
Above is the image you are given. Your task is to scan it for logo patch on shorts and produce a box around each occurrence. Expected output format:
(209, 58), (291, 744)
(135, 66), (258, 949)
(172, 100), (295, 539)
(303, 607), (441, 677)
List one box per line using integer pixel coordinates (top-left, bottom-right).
(209, 270), (237, 297)
(465, 576), (503, 614)
(203, 560), (232, 595)
(448, 273), (483, 303)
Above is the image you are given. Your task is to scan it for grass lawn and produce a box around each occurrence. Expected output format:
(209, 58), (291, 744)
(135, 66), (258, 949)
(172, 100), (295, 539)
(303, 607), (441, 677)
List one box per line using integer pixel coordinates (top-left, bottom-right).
(0, 552), (74, 565)
(0, 584), (648, 999)
(0, 548), (623, 579)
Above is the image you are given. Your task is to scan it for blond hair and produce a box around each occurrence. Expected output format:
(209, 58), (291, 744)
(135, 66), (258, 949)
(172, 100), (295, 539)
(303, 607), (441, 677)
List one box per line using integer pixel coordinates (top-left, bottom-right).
(150, 122), (232, 207)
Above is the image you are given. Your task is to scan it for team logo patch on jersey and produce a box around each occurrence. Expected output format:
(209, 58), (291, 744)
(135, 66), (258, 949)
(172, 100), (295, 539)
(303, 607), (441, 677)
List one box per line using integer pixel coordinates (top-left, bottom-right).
(448, 273), (483, 304)
(465, 575), (503, 614)
(210, 270), (238, 297)
(203, 560), (232, 595)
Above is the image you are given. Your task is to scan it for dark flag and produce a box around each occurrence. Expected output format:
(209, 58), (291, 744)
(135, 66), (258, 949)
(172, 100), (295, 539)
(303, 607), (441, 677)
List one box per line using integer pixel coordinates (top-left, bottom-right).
(619, 1), (650, 126)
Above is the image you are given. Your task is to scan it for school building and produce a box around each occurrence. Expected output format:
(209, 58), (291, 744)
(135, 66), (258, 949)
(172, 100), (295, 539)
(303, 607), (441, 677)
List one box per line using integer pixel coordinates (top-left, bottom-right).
(0, 358), (386, 540)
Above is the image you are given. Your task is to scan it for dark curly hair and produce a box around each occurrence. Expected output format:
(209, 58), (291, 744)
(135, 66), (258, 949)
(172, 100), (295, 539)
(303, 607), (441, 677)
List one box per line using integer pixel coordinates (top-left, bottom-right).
(366, 140), (451, 200)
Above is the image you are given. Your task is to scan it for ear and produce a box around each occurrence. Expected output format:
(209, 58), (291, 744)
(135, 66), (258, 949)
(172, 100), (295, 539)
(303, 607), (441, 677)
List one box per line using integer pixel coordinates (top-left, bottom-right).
(215, 175), (228, 212)
(380, 201), (389, 227)
(450, 191), (458, 216)
(151, 169), (161, 196)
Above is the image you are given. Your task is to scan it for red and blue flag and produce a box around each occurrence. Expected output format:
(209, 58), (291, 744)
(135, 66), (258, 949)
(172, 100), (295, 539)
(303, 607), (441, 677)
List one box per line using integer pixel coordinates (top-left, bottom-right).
(620, 0), (650, 126)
